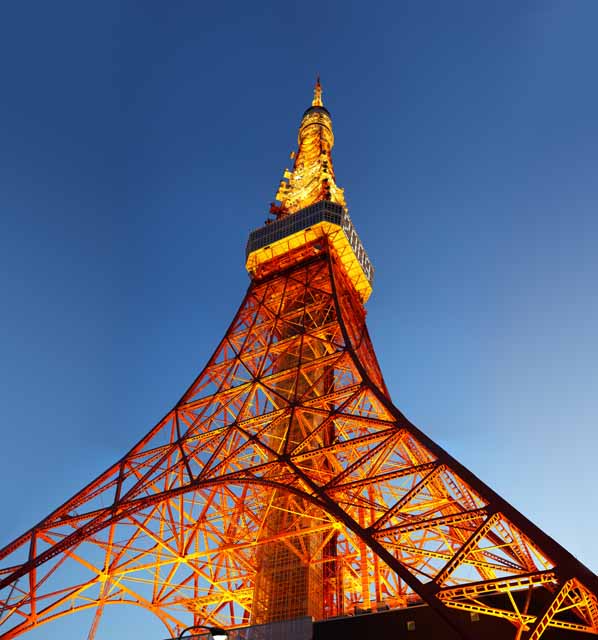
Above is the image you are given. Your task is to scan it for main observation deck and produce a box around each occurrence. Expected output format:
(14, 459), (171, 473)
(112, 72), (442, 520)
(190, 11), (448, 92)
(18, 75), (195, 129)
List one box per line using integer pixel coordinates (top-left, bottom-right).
(245, 201), (374, 303)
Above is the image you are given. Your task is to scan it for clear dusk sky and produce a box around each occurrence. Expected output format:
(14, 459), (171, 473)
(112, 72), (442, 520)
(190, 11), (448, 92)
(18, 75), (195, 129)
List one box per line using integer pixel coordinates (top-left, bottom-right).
(1, 2), (597, 638)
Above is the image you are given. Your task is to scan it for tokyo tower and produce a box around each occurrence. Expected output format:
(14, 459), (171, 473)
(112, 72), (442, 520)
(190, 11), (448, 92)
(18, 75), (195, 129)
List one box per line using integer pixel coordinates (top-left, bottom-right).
(1, 79), (597, 640)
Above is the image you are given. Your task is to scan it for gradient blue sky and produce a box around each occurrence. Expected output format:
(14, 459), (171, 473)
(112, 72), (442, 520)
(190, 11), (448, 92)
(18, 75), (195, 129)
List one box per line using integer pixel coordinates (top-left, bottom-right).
(1, 2), (597, 638)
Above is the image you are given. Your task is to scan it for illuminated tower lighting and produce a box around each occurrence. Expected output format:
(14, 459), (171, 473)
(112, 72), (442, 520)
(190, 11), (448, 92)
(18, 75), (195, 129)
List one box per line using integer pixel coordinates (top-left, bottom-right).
(0, 80), (597, 640)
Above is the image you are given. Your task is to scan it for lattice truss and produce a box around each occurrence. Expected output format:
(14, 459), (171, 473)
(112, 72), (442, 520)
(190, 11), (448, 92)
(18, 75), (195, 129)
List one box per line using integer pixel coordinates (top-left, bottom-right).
(1, 249), (597, 640)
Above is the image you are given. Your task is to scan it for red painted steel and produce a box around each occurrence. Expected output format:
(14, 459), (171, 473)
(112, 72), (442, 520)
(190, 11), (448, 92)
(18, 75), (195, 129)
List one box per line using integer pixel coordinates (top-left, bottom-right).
(1, 80), (597, 639)
(0, 247), (596, 639)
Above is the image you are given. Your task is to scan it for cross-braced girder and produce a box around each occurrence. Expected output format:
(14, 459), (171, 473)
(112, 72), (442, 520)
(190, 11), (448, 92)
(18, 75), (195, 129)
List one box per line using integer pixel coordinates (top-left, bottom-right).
(1, 247), (597, 640)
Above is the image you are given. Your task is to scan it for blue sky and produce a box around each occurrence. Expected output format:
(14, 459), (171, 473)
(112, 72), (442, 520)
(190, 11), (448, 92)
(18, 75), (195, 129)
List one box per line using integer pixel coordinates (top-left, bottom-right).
(1, 2), (597, 638)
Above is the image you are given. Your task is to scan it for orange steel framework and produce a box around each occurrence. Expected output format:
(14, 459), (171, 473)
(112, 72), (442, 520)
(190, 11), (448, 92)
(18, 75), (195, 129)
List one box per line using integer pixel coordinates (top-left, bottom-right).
(1, 81), (597, 640)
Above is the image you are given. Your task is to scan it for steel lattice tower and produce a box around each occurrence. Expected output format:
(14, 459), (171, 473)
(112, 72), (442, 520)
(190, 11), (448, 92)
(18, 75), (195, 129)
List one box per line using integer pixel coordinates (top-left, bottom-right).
(1, 80), (597, 640)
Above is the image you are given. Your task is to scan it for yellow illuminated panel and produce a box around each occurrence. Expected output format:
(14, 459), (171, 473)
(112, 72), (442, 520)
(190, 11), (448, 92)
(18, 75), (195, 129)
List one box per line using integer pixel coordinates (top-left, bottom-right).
(246, 220), (373, 303)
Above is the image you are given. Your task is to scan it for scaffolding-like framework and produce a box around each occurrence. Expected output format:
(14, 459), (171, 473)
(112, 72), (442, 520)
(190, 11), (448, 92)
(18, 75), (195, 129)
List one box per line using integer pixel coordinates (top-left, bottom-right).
(0, 81), (597, 640)
(1, 247), (597, 639)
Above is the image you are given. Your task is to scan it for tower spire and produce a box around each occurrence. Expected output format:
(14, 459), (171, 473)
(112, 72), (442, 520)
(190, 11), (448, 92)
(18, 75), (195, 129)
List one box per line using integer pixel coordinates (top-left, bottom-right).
(273, 78), (346, 216)
(312, 75), (323, 107)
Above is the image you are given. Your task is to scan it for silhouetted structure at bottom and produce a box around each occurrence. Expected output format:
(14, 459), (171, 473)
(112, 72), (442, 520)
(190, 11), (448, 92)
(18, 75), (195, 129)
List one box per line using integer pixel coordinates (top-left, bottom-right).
(314, 594), (594, 640)
(166, 601), (595, 640)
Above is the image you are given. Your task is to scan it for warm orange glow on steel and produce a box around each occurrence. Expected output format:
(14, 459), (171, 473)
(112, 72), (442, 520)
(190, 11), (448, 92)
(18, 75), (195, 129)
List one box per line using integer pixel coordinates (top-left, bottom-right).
(1, 79), (597, 640)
